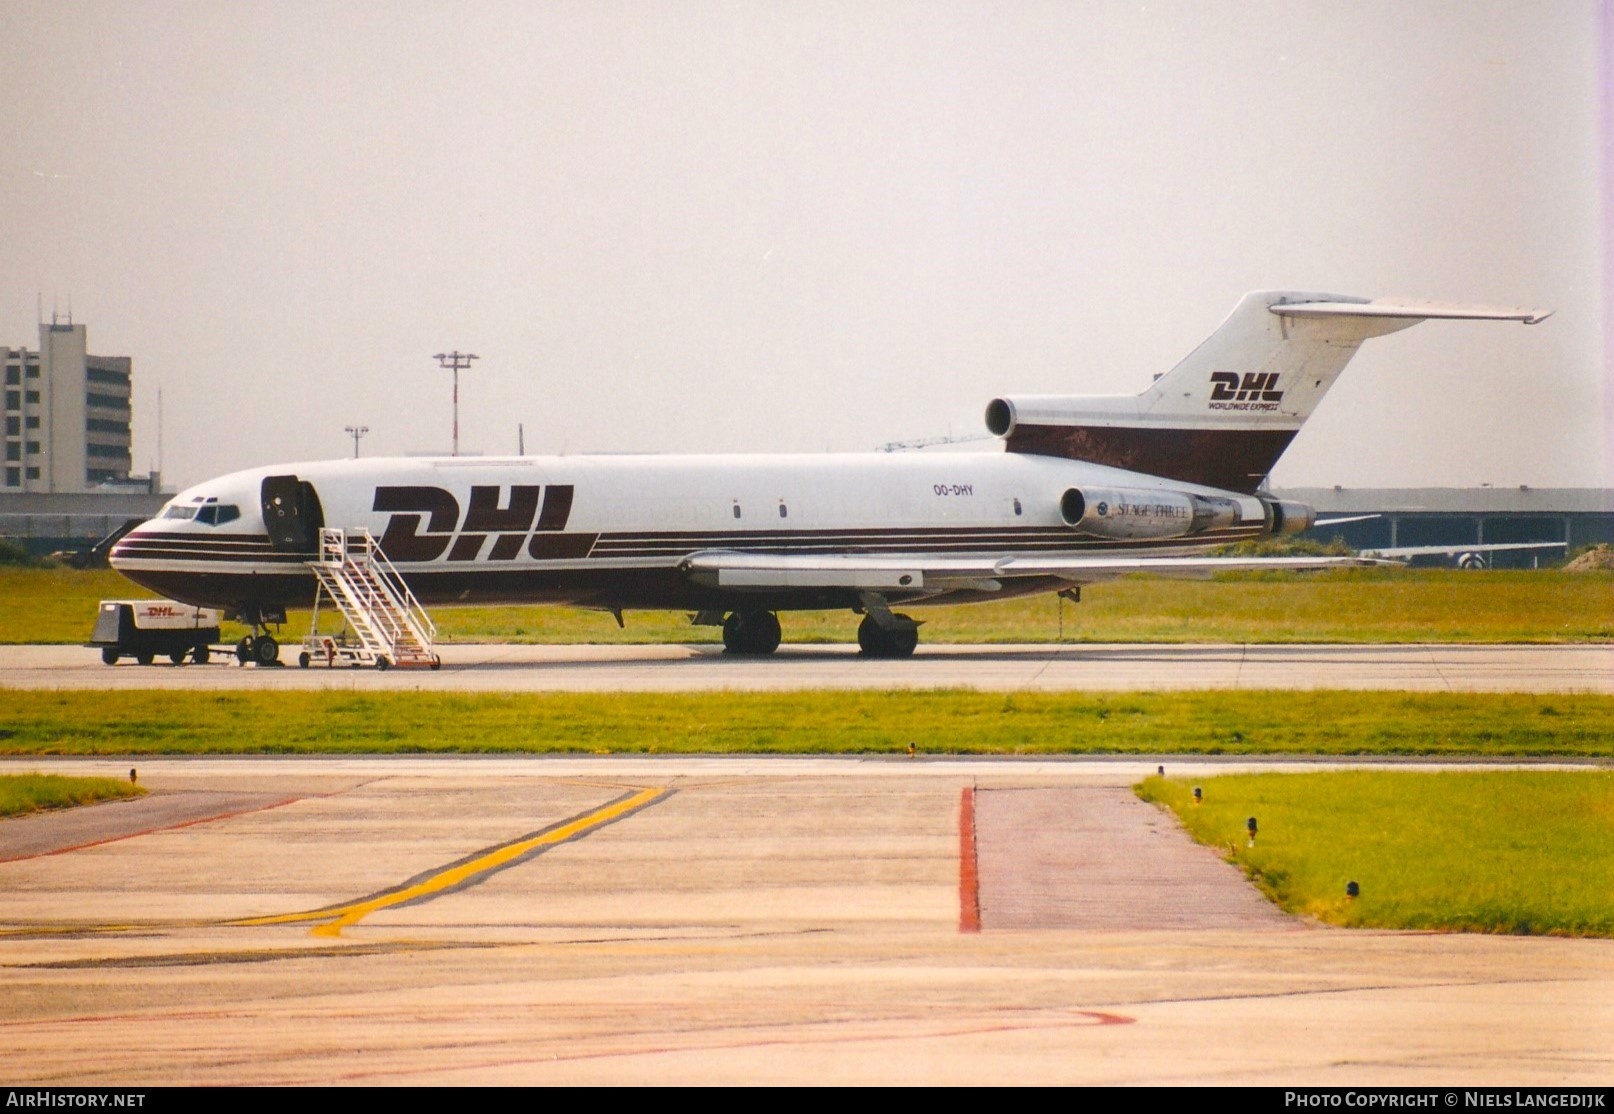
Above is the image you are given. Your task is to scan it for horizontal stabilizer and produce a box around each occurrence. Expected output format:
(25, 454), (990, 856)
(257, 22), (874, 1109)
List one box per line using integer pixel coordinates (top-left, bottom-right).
(1270, 300), (1552, 325)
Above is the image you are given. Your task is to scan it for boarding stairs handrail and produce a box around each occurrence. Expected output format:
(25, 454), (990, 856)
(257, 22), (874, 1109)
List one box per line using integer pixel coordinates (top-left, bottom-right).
(307, 528), (438, 668)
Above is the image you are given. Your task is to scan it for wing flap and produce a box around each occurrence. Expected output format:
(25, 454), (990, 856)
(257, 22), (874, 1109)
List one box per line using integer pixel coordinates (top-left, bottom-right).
(679, 549), (1385, 590)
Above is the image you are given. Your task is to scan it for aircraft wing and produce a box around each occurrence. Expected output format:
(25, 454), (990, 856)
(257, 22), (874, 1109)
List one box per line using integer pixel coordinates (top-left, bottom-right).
(679, 549), (1386, 592)
(1360, 542), (1567, 559)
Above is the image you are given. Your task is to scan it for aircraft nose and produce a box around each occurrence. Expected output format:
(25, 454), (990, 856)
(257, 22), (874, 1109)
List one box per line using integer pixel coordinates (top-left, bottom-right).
(107, 517), (159, 568)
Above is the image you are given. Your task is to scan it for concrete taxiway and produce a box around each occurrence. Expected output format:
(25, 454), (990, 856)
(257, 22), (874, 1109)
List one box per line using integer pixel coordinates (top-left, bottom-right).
(2, 756), (1611, 1086)
(3, 640), (1611, 691)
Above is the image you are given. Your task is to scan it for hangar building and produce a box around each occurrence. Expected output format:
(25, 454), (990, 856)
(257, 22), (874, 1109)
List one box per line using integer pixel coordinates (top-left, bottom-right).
(1279, 487), (1614, 567)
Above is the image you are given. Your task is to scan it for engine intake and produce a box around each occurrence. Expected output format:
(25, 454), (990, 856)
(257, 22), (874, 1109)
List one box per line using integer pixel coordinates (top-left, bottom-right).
(985, 398), (1016, 437)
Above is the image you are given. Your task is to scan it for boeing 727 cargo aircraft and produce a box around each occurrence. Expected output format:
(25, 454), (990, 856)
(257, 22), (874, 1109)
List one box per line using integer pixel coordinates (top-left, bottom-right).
(109, 291), (1550, 663)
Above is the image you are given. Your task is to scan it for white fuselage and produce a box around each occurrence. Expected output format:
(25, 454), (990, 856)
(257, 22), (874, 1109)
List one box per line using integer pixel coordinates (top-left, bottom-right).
(109, 450), (1272, 617)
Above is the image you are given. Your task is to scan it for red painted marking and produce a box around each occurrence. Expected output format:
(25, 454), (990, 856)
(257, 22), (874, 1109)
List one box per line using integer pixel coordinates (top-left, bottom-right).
(959, 786), (980, 933)
(1077, 1011), (1135, 1026)
(0, 796), (304, 863)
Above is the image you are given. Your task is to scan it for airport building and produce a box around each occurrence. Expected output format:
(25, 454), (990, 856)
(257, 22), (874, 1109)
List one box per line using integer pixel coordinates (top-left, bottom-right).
(1281, 487), (1614, 567)
(3, 318), (136, 493)
(1, 319), (165, 558)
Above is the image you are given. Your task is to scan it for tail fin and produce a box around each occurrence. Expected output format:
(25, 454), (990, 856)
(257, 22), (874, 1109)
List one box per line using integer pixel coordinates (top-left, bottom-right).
(985, 291), (1550, 493)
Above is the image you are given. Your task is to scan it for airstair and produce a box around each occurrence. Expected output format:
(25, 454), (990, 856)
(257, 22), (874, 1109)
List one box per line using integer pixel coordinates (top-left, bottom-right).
(301, 528), (440, 670)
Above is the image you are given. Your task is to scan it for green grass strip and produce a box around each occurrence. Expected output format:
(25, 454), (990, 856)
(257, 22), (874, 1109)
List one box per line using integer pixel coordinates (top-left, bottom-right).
(1, 690), (1610, 756)
(0, 773), (146, 817)
(6, 567), (1610, 645)
(1137, 771), (1614, 936)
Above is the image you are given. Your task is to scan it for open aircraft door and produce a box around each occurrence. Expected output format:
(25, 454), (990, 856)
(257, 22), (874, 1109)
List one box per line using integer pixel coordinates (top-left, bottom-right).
(260, 474), (326, 552)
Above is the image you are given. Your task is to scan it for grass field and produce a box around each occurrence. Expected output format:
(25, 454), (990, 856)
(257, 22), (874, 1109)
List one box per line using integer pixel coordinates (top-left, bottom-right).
(1, 689), (1609, 756)
(1138, 771), (1614, 936)
(2, 566), (1609, 645)
(4, 561), (1609, 939)
(0, 773), (146, 818)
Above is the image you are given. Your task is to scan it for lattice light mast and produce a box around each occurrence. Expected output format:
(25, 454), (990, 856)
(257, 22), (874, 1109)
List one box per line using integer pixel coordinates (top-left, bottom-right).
(344, 425), (369, 459)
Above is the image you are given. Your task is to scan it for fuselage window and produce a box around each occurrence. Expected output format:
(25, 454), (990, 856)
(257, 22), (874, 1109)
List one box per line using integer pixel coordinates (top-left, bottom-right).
(778, 503), (788, 518)
(732, 503), (742, 519)
(1013, 498), (1023, 516)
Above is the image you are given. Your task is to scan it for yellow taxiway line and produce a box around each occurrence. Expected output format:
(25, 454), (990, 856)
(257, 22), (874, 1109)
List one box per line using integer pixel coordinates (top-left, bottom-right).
(231, 786), (670, 937)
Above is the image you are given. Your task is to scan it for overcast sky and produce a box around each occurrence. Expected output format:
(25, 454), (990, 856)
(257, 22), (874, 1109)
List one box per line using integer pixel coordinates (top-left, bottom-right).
(2, 1), (1605, 491)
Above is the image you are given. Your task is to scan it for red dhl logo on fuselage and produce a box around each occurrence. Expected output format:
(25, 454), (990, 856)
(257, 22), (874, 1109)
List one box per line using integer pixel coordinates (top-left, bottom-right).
(373, 485), (575, 562)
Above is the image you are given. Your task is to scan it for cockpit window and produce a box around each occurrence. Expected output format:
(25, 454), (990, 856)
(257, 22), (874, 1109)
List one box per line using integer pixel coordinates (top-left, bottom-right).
(195, 505), (240, 526)
(163, 505), (197, 520)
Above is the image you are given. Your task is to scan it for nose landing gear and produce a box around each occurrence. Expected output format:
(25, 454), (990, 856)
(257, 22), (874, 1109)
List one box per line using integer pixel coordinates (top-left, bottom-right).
(235, 633), (282, 666)
(232, 605), (286, 666)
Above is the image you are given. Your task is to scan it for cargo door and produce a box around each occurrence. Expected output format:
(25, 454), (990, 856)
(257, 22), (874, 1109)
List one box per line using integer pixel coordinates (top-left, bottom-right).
(260, 474), (326, 551)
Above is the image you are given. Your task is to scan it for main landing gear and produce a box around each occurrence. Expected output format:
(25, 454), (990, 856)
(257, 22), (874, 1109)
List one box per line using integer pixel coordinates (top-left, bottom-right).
(722, 610), (782, 655)
(857, 613), (919, 658)
(714, 607), (920, 658)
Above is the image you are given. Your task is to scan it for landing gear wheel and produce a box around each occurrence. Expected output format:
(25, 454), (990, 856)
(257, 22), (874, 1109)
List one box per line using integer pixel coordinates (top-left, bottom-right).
(857, 614), (918, 659)
(136, 651), (155, 666)
(254, 634), (280, 665)
(298, 651), (312, 669)
(192, 645), (210, 665)
(722, 610), (781, 655)
(169, 651), (187, 666)
(236, 637), (253, 664)
(744, 611), (781, 654)
(100, 648), (119, 666)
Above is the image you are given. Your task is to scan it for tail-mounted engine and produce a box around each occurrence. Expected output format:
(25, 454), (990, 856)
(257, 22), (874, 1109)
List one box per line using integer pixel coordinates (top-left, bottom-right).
(1262, 499), (1316, 536)
(1059, 487), (1243, 541)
